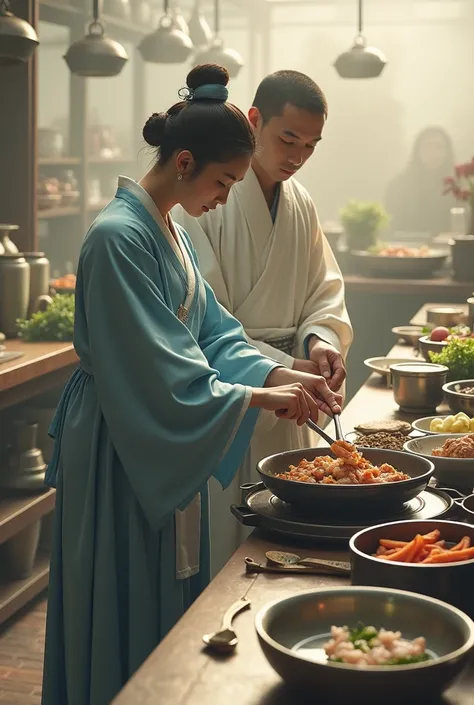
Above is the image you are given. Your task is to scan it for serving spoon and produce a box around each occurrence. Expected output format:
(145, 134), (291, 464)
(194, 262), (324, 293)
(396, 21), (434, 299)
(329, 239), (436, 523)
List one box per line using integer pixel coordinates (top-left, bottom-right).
(202, 598), (251, 654)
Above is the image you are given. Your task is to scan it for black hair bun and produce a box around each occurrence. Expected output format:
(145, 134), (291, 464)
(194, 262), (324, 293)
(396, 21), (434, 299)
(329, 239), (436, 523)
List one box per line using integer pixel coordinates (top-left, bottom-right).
(143, 112), (168, 147)
(186, 63), (229, 92)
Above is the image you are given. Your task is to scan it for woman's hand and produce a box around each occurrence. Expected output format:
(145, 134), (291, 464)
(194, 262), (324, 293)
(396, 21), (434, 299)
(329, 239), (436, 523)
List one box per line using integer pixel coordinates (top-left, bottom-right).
(265, 366), (342, 418)
(249, 384), (319, 426)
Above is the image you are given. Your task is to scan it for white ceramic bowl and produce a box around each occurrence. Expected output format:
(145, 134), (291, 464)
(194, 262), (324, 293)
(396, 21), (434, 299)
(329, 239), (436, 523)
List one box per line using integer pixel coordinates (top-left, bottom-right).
(404, 434), (474, 492)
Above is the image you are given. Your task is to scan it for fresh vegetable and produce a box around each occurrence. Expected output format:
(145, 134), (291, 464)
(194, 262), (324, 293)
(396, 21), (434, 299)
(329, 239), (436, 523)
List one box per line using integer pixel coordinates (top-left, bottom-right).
(17, 294), (74, 342)
(373, 529), (474, 564)
(430, 326), (450, 342)
(430, 413), (474, 433)
(429, 337), (474, 381)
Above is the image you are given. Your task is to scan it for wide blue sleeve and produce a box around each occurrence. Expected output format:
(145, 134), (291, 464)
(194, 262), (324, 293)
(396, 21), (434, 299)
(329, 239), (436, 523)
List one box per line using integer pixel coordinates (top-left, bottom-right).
(198, 278), (279, 486)
(80, 223), (261, 531)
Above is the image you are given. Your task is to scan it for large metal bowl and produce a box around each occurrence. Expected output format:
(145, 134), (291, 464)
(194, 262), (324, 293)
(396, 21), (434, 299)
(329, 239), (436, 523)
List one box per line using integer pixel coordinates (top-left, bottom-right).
(257, 447), (435, 514)
(404, 434), (474, 492)
(350, 520), (474, 618)
(443, 380), (474, 415)
(255, 585), (474, 702)
(349, 250), (447, 279)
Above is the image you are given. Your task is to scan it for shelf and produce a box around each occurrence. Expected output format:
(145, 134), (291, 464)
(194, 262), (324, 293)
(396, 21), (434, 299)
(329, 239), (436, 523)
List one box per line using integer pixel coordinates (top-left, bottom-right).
(0, 550), (50, 626)
(39, 157), (81, 167)
(38, 206), (81, 219)
(0, 489), (56, 545)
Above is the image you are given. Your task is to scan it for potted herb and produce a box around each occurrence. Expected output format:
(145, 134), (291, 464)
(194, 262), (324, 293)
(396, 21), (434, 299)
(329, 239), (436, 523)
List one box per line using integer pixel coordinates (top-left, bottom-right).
(340, 200), (390, 252)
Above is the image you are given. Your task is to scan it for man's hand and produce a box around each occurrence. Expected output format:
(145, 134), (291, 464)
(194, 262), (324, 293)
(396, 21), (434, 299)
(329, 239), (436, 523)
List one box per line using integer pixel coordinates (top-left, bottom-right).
(307, 337), (346, 392)
(292, 359), (320, 375)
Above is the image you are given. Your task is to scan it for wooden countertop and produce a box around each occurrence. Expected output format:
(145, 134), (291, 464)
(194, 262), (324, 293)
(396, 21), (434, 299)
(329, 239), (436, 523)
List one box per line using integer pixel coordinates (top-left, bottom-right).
(0, 340), (77, 393)
(113, 303), (474, 705)
(344, 275), (473, 297)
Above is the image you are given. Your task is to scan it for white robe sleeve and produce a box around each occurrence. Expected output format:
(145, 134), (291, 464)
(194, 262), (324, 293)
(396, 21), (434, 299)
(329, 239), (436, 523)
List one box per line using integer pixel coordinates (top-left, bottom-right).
(295, 197), (353, 360)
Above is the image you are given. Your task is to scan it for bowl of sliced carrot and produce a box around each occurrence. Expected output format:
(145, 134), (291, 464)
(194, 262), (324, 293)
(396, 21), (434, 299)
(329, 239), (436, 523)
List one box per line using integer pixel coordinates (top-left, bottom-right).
(350, 520), (474, 618)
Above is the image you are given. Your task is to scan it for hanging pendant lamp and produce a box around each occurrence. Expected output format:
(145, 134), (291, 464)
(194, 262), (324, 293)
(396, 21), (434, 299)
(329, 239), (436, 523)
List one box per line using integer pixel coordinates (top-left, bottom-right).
(139, 0), (193, 64)
(187, 0), (212, 49)
(64, 0), (128, 77)
(171, 3), (189, 36)
(0, 0), (39, 66)
(334, 0), (386, 79)
(193, 0), (243, 79)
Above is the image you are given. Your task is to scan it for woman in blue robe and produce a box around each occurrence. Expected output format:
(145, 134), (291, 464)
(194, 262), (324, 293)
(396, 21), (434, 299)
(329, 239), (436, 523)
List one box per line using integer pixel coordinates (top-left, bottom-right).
(41, 64), (342, 705)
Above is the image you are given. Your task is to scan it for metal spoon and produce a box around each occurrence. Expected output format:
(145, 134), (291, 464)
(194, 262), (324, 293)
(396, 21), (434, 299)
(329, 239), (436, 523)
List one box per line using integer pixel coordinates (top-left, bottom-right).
(266, 550), (350, 574)
(306, 418), (335, 446)
(333, 414), (344, 441)
(202, 598), (251, 654)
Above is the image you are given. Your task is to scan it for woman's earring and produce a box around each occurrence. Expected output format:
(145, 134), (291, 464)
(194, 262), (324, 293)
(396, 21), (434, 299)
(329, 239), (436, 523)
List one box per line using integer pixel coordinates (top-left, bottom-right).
(177, 173), (183, 181)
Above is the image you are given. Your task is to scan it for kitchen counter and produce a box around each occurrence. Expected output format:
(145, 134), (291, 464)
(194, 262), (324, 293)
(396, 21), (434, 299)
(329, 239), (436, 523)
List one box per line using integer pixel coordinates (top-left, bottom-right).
(344, 275), (473, 297)
(0, 340), (77, 623)
(113, 303), (473, 705)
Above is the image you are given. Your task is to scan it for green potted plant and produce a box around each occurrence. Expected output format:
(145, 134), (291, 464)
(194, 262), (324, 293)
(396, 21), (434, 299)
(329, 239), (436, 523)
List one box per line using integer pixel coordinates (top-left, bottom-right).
(340, 199), (390, 252)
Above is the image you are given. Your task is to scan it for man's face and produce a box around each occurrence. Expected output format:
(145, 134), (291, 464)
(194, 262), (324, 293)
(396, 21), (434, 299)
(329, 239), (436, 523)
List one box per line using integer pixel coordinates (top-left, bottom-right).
(249, 103), (325, 183)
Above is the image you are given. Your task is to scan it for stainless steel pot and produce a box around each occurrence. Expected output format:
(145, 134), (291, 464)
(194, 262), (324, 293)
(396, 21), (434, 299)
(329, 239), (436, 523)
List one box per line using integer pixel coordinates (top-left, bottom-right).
(390, 362), (448, 413)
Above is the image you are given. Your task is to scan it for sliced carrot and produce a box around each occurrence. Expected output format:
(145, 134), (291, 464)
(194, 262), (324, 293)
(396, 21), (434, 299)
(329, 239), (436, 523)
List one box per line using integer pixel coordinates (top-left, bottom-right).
(379, 539), (408, 549)
(422, 529), (441, 542)
(450, 536), (471, 552)
(422, 547), (474, 564)
(384, 535), (423, 562)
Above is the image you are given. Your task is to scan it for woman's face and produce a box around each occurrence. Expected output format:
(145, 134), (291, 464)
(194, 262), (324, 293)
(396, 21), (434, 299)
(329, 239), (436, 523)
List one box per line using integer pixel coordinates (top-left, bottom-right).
(417, 132), (448, 170)
(178, 153), (252, 217)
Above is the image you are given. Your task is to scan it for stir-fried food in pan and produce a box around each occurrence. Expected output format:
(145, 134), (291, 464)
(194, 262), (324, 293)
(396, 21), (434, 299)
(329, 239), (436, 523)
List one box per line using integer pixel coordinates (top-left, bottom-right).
(276, 440), (410, 485)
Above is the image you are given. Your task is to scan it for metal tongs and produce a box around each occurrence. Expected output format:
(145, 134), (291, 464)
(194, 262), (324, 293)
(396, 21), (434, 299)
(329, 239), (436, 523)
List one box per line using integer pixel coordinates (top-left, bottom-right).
(307, 413), (344, 446)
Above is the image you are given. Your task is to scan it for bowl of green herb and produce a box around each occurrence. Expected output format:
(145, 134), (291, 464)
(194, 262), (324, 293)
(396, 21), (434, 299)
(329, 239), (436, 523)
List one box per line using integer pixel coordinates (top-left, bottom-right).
(429, 338), (474, 383)
(17, 294), (74, 342)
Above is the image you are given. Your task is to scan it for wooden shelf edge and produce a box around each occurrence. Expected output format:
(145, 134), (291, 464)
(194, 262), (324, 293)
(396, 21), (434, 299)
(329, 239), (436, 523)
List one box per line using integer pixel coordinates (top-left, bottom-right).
(38, 206), (81, 220)
(0, 343), (77, 394)
(0, 490), (56, 545)
(39, 157), (81, 166)
(0, 551), (50, 626)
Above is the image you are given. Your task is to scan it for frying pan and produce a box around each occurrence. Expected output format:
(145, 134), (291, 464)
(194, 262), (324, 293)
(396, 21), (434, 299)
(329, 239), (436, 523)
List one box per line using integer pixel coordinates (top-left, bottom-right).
(257, 447), (435, 514)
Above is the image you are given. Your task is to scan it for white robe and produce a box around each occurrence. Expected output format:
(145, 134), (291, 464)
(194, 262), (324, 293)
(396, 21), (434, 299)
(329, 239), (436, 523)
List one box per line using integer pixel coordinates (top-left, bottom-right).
(173, 168), (353, 574)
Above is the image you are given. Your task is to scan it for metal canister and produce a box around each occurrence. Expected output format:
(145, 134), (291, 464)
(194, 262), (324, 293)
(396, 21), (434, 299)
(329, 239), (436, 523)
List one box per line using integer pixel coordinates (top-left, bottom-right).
(467, 297), (474, 331)
(0, 254), (30, 337)
(23, 252), (50, 316)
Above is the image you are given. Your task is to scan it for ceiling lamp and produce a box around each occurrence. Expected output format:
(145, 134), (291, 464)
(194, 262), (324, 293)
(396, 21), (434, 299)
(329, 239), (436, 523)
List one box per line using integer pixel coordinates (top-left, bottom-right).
(171, 3), (189, 36)
(64, 0), (128, 77)
(334, 0), (386, 79)
(139, 0), (193, 64)
(187, 0), (212, 49)
(193, 0), (243, 79)
(0, 0), (39, 66)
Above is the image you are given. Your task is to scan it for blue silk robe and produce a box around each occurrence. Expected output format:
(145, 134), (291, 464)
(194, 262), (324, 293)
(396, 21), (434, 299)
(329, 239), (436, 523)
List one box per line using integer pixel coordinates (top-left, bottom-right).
(41, 184), (277, 705)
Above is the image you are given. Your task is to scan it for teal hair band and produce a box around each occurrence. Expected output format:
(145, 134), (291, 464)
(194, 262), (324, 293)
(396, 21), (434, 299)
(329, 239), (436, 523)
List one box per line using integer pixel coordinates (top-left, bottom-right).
(192, 84), (229, 101)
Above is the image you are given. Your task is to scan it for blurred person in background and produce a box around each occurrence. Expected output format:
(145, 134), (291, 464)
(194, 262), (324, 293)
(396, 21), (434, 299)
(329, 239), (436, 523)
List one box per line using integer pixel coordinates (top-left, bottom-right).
(385, 126), (456, 236)
(174, 70), (353, 573)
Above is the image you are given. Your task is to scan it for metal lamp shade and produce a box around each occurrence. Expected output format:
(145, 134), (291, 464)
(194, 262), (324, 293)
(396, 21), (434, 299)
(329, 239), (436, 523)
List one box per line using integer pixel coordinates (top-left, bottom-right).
(0, 5), (39, 66)
(64, 25), (128, 77)
(139, 15), (193, 64)
(193, 37), (243, 78)
(334, 36), (386, 79)
(188, 0), (212, 48)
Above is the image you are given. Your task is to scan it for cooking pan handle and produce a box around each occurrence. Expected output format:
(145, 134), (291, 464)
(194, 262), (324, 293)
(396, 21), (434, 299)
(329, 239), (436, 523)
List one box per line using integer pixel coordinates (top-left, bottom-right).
(239, 482), (263, 503)
(230, 504), (260, 527)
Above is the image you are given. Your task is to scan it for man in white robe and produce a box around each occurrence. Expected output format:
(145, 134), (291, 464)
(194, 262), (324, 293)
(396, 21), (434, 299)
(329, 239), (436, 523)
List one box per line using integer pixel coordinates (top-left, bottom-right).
(174, 70), (353, 573)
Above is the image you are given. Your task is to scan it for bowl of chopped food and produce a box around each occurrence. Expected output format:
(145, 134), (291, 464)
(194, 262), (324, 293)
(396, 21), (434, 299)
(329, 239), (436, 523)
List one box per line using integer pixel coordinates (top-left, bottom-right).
(257, 440), (435, 513)
(349, 247), (447, 279)
(443, 379), (474, 416)
(404, 434), (474, 492)
(412, 413), (474, 436)
(255, 584), (474, 702)
(350, 520), (474, 621)
(419, 325), (473, 362)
